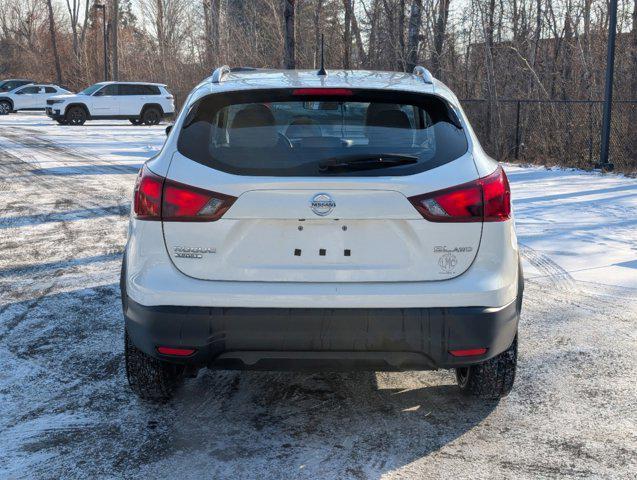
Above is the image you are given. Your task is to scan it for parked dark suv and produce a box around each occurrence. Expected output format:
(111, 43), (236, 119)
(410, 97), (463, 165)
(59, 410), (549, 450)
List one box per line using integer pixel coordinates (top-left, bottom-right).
(0, 79), (34, 93)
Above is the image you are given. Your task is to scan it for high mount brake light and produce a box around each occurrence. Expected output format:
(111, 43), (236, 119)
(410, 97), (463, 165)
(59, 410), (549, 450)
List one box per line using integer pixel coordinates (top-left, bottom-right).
(133, 165), (236, 222)
(409, 166), (511, 222)
(292, 88), (353, 96)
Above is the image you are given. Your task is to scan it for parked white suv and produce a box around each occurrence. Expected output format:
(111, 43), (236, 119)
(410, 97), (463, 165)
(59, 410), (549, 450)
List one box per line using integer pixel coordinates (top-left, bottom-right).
(46, 81), (175, 125)
(0, 84), (70, 115)
(122, 66), (523, 402)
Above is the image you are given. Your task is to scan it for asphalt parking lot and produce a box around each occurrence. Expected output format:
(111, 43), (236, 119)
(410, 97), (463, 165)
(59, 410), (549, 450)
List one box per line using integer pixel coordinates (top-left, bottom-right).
(0, 113), (635, 479)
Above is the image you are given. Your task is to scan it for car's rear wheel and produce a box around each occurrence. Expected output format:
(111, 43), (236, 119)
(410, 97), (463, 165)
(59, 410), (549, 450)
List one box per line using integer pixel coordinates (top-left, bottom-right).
(125, 330), (184, 402)
(66, 106), (87, 126)
(129, 118), (143, 125)
(456, 335), (517, 399)
(142, 107), (161, 126)
(0, 101), (11, 115)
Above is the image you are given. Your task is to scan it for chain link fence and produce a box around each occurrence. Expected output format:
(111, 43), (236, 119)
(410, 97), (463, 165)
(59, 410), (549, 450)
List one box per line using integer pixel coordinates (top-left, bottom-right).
(460, 99), (637, 173)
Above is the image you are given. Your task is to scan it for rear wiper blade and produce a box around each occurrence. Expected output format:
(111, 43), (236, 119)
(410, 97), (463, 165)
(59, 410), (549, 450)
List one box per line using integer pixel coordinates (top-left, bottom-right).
(318, 154), (418, 173)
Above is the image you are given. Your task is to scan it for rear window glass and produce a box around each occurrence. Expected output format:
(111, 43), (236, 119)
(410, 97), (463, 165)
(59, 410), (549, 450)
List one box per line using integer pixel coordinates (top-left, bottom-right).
(177, 89), (467, 177)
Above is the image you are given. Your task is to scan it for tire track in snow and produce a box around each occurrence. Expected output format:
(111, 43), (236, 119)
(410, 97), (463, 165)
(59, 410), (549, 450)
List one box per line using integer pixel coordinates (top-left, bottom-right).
(0, 126), (138, 175)
(0, 130), (133, 334)
(519, 243), (575, 291)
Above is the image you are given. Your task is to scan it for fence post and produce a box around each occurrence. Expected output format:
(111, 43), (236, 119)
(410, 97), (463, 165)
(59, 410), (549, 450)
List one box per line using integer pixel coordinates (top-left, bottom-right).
(514, 100), (521, 159)
(598, 0), (618, 171)
(588, 102), (593, 164)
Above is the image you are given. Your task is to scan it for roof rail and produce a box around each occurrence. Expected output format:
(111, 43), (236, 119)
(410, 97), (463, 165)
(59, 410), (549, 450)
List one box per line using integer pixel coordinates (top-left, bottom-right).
(211, 65), (231, 84)
(413, 66), (434, 84)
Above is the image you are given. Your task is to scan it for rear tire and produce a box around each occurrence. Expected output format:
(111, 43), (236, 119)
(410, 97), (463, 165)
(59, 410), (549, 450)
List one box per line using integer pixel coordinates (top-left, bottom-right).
(66, 106), (87, 126)
(141, 107), (161, 126)
(456, 336), (517, 399)
(125, 330), (184, 402)
(0, 101), (11, 115)
(129, 118), (143, 125)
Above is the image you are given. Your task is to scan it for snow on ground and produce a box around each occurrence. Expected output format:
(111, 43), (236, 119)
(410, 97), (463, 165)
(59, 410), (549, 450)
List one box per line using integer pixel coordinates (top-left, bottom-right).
(0, 113), (635, 479)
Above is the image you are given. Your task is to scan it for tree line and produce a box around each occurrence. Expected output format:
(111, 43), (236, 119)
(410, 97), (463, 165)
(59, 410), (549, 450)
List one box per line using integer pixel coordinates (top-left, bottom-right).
(0, 0), (635, 169)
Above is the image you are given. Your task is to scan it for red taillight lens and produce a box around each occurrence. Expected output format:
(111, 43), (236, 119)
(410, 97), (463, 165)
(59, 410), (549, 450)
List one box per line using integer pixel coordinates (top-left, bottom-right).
(133, 165), (163, 220)
(133, 165), (236, 222)
(409, 166), (510, 222)
(449, 348), (488, 357)
(292, 88), (353, 96)
(482, 166), (511, 221)
(162, 179), (236, 222)
(157, 346), (196, 356)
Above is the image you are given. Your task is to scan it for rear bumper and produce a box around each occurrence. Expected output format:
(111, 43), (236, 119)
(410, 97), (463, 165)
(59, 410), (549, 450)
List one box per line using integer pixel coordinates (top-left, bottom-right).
(123, 294), (521, 371)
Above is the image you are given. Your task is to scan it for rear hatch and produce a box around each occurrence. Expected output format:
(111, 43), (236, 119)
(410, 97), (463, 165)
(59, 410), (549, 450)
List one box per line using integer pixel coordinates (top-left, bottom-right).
(161, 87), (483, 282)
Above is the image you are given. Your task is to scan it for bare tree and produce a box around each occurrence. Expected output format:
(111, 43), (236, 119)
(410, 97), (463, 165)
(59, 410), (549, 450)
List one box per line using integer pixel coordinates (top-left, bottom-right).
(203, 0), (221, 67)
(112, 0), (119, 80)
(431, 0), (451, 78)
(313, 0), (324, 68)
(45, 0), (63, 84)
(406, 0), (423, 71)
(350, 3), (366, 66)
(283, 0), (296, 69)
(343, 0), (352, 68)
(64, 0), (81, 63)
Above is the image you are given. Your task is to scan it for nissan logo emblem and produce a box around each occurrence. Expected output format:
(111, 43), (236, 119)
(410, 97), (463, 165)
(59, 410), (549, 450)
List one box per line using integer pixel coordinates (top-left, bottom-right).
(310, 193), (335, 216)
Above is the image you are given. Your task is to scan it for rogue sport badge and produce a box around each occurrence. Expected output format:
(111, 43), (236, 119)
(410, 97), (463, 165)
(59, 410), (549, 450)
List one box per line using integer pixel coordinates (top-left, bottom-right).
(310, 193), (336, 216)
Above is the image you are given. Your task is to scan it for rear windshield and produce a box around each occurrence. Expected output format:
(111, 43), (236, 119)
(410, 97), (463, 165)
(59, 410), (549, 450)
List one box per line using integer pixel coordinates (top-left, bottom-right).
(177, 89), (468, 177)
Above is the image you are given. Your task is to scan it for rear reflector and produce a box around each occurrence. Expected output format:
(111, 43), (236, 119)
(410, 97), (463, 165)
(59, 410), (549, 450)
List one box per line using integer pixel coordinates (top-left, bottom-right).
(292, 88), (353, 96)
(449, 348), (488, 357)
(133, 165), (237, 222)
(409, 166), (510, 222)
(157, 346), (196, 356)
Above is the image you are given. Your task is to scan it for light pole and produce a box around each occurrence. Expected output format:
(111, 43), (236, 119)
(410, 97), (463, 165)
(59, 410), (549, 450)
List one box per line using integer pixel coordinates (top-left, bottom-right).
(94, 4), (108, 82)
(598, 0), (618, 171)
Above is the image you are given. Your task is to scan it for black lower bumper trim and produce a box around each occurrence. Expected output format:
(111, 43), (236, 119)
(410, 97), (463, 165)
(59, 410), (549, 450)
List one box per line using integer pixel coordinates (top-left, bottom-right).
(123, 297), (520, 371)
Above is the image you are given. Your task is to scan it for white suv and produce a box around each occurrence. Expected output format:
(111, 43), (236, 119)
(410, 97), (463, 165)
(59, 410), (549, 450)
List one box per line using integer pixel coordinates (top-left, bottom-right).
(46, 81), (175, 125)
(0, 84), (71, 115)
(122, 66), (523, 402)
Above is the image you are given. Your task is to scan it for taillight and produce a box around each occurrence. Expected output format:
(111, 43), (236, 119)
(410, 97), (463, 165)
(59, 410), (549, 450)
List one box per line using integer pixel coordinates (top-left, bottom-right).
(133, 165), (163, 220)
(133, 165), (236, 222)
(482, 166), (511, 221)
(409, 166), (510, 222)
(162, 178), (236, 222)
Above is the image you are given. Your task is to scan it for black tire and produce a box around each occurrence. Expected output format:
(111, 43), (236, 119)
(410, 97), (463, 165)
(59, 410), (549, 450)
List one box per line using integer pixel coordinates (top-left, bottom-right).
(0, 100), (11, 115)
(125, 330), (184, 402)
(129, 118), (143, 125)
(456, 336), (517, 399)
(141, 107), (161, 126)
(66, 106), (87, 126)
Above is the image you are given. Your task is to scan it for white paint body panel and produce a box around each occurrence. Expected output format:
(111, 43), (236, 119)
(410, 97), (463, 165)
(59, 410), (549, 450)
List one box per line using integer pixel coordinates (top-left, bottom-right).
(48, 82), (175, 118)
(162, 153), (483, 282)
(126, 69), (518, 307)
(8, 85), (70, 110)
(126, 221), (518, 308)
